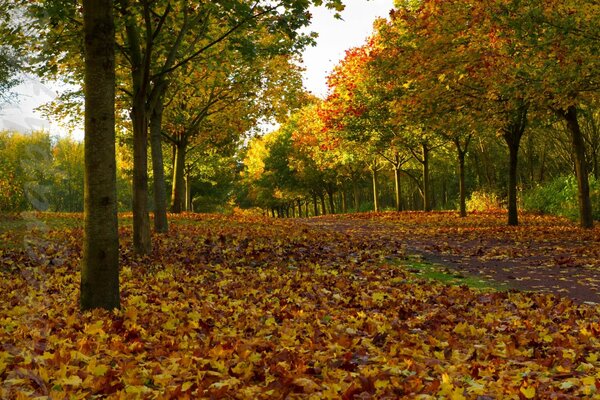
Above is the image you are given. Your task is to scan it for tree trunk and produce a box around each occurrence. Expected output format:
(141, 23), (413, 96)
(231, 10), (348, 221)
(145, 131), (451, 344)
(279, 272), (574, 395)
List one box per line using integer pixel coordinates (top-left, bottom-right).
(394, 167), (402, 212)
(81, 0), (120, 310)
(502, 103), (527, 226)
(121, 0), (151, 255)
(313, 193), (319, 216)
(327, 189), (335, 214)
(507, 141), (519, 226)
(319, 193), (327, 215)
(185, 172), (192, 212)
(170, 141), (186, 213)
(149, 97), (168, 232)
(372, 169), (379, 212)
(457, 149), (467, 217)
(342, 190), (348, 213)
(563, 106), (593, 228)
(422, 144), (430, 212)
(131, 91), (151, 254)
(353, 180), (360, 211)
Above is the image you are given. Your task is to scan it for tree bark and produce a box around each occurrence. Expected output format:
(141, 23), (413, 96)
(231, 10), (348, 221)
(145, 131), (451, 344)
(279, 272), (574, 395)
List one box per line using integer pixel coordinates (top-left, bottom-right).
(422, 144), (430, 212)
(81, 0), (120, 310)
(185, 171), (192, 212)
(457, 147), (467, 218)
(149, 97), (168, 232)
(297, 199), (302, 218)
(507, 141), (519, 226)
(171, 141), (186, 213)
(341, 190), (348, 213)
(394, 167), (402, 212)
(503, 104), (527, 226)
(327, 188), (335, 214)
(372, 168), (379, 212)
(319, 193), (327, 215)
(353, 180), (360, 211)
(313, 193), (319, 216)
(563, 106), (593, 228)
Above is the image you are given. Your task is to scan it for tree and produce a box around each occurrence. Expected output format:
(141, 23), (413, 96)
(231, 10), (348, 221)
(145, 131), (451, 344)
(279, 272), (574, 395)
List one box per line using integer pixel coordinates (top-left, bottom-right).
(80, 0), (120, 311)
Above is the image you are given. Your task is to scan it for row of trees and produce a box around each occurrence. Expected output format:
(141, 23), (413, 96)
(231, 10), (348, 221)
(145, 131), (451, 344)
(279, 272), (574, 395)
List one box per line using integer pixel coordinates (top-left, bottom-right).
(239, 0), (600, 228)
(0, 0), (348, 309)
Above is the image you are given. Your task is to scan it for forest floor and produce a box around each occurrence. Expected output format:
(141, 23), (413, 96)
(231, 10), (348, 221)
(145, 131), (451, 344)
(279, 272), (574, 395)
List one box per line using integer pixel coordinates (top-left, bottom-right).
(305, 211), (600, 304)
(1, 211), (600, 399)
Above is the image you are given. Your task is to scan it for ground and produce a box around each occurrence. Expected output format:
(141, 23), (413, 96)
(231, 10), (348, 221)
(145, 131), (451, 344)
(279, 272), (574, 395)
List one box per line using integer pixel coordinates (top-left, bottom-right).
(1, 211), (600, 399)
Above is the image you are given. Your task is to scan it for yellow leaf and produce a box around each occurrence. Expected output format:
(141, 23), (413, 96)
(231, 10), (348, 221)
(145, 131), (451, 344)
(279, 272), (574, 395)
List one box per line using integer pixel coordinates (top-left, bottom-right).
(374, 379), (389, 389)
(92, 364), (109, 377)
(520, 386), (536, 399)
(292, 377), (320, 393)
(181, 381), (194, 392)
(59, 375), (82, 387)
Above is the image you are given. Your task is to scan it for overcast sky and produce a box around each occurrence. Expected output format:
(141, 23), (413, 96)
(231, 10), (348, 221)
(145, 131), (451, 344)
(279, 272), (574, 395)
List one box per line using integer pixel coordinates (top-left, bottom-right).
(0, 1), (395, 137)
(302, 0), (394, 98)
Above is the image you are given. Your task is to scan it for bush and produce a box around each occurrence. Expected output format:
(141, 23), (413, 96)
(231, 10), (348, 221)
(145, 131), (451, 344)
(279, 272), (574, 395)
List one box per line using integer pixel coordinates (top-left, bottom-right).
(466, 191), (503, 212)
(523, 175), (600, 221)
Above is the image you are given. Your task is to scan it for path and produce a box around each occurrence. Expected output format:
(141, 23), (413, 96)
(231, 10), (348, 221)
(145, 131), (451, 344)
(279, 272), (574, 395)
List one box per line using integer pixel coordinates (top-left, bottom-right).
(302, 212), (600, 304)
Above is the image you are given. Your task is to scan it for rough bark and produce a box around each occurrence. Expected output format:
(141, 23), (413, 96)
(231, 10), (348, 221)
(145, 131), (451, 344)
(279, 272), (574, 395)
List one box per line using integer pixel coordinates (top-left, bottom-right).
(131, 96), (151, 253)
(394, 168), (402, 212)
(149, 97), (168, 232)
(313, 193), (318, 216)
(171, 141), (187, 213)
(563, 106), (593, 228)
(319, 193), (327, 215)
(81, 0), (120, 310)
(422, 144), (430, 212)
(458, 150), (467, 218)
(353, 180), (360, 211)
(327, 188), (335, 214)
(502, 104), (527, 226)
(120, 0), (151, 255)
(372, 169), (379, 212)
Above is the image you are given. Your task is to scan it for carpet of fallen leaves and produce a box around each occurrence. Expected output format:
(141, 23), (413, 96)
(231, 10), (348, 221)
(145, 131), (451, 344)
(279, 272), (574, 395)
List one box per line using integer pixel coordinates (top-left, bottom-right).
(1, 211), (600, 399)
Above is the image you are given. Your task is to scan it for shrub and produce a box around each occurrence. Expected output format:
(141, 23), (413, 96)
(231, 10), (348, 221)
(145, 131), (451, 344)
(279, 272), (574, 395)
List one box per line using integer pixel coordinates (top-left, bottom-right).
(523, 175), (600, 221)
(466, 191), (503, 212)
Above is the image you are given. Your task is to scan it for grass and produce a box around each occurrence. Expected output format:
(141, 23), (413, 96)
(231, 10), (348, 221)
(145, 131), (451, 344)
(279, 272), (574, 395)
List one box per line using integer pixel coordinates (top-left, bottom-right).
(398, 255), (511, 291)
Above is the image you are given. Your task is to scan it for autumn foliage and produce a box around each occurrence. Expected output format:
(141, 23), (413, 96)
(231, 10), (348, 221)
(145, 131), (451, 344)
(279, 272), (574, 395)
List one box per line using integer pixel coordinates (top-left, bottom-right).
(2, 212), (600, 398)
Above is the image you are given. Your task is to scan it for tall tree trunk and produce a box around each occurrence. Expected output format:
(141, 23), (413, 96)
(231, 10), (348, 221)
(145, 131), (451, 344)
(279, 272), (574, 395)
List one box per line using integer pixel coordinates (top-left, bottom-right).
(185, 172), (192, 212)
(342, 190), (348, 213)
(327, 188), (335, 214)
(319, 193), (327, 215)
(422, 144), (430, 212)
(313, 193), (319, 216)
(503, 104), (527, 226)
(457, 148), (467, 218)
(372, 169), (379, 212)
(394, 167), (402, 212)
(297, 199), (302, 218)
(121, 0), (151, 255)
(171, 141), (186, 213)
(131, 91), (151, 253)
(563, 106), (593, 228)
(149, 97), (168, 232)
(81, 0), (120, 310)
(353, 180), (360, 211)
(506, 141), (519, 226)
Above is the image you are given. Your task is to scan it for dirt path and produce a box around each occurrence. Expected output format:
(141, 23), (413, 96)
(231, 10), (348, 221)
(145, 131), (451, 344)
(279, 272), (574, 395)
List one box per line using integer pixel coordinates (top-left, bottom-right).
(302, 213), (600, 304)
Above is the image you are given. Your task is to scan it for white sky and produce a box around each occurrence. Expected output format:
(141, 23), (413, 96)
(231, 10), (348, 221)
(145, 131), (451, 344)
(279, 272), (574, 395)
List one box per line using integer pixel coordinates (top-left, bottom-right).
(302, 0), (394, 98)
(0, 1), (394, 138)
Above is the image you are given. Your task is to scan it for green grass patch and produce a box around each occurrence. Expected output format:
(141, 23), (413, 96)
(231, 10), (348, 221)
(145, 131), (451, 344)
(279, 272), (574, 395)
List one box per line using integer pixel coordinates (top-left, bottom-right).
(399, 256), (510, 291)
